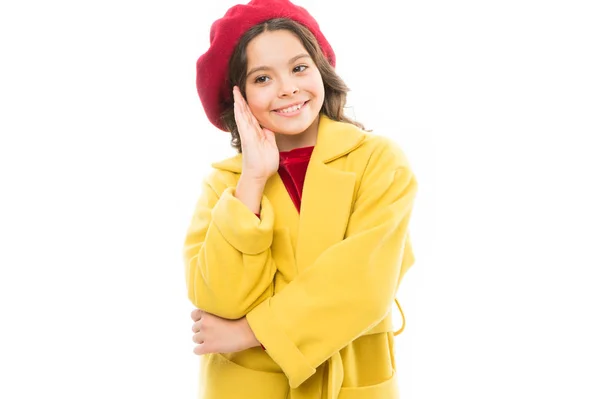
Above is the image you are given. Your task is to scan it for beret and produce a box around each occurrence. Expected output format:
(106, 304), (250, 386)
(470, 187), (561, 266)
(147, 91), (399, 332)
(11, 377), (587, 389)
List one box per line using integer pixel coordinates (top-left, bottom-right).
(196, 0), (336, 131)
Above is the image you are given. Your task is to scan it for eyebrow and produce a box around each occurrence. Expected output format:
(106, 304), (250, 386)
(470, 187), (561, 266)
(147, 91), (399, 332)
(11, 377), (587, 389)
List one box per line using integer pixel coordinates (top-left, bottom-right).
(246, 53), (311, 78)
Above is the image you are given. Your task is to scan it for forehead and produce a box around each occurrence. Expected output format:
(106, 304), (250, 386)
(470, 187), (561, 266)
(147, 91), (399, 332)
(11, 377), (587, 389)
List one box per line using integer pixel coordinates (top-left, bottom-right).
(246, 30), (307, 67)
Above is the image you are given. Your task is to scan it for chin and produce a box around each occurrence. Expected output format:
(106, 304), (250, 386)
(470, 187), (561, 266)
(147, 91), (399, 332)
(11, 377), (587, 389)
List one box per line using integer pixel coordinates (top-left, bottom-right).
(270, 115), (320, 135)
(273, 125), (311, 135)
(262, 118), (310, 135)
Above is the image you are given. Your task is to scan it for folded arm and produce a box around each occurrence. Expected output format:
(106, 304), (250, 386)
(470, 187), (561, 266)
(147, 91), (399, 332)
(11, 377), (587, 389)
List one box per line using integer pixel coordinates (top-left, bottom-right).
(246, 146), (418, 387)
(183, 172), (278, 319)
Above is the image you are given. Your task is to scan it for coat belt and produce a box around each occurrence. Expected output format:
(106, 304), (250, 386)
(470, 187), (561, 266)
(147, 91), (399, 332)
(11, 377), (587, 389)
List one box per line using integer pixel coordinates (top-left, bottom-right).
(326, 351), (343, 399)
(323, 299), (405, 399)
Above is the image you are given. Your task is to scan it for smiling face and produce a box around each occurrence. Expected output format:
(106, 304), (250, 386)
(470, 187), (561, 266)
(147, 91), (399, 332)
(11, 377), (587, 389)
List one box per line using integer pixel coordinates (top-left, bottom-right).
(244, 29), (325, 146)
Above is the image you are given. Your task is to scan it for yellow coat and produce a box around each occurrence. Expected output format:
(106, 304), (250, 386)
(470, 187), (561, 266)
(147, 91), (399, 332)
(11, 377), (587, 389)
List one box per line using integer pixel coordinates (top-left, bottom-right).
(183, 114), (418, 399)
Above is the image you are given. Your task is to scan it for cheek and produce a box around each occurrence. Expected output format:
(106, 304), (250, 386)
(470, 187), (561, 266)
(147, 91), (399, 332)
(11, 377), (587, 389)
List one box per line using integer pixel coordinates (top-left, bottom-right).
(246, 91), (271, 115)
(305, 74), (325, 99)
(244, 93), (272, 127)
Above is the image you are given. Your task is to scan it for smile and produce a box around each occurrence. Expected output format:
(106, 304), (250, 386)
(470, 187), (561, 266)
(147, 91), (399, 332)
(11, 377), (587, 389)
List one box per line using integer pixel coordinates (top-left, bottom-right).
(273, 101), (308, 116)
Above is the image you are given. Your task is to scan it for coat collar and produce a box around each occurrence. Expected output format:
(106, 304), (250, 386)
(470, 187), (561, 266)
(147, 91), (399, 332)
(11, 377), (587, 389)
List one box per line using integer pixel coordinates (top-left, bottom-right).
(210, 114), (367, 173)
(211, 114), (367, 275)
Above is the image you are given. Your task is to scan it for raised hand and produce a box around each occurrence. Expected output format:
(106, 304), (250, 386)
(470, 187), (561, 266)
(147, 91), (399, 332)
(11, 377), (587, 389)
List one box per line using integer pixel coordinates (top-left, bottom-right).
(233, 86), (280, 181)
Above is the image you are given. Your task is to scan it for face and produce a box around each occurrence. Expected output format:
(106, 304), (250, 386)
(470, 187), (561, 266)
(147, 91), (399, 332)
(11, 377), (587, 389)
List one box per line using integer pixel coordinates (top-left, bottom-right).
(244, 29), (325, 137)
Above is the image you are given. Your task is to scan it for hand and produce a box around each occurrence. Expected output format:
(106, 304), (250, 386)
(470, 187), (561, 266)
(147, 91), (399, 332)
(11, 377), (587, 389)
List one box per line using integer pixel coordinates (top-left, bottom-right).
(233, 86), (279, 181)
(190, 309), (261, 355)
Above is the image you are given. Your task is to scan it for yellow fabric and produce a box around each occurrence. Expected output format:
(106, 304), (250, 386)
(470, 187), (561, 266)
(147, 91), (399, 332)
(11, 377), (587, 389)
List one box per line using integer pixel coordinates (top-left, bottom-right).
(394, 299), (406, 336)
(183, 114), (418, 398)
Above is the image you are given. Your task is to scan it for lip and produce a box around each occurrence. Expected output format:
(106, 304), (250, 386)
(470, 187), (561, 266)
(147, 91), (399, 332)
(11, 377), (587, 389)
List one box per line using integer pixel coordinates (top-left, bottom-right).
(273, 101), (308, 113)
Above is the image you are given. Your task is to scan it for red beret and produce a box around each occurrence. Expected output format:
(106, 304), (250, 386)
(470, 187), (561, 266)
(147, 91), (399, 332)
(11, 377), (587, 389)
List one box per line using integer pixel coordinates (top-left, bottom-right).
(196, 0), (336, 131)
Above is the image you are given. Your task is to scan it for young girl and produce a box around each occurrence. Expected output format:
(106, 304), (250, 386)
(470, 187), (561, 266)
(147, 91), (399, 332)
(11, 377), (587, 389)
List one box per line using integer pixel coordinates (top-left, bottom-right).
(182, 0), (418, 398)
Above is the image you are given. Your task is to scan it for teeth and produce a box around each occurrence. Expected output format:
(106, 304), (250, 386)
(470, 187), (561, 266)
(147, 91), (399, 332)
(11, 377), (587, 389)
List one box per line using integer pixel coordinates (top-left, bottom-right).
(278, 102), (303, 113)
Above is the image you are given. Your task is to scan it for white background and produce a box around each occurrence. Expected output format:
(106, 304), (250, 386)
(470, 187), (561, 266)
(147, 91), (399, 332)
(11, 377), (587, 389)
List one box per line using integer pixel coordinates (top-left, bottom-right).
(1, 0), (599, 398)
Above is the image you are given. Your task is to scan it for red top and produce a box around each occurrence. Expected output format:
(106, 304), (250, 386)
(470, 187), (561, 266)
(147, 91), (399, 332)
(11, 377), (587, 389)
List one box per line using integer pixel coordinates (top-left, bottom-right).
(277, 145), (314, 213)
(253, 145), (314, 216)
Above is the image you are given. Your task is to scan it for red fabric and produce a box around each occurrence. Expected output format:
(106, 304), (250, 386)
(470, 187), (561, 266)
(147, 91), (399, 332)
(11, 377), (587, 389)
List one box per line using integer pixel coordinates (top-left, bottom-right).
(278, 145), (314, 213)
(195, 0), (336, 131)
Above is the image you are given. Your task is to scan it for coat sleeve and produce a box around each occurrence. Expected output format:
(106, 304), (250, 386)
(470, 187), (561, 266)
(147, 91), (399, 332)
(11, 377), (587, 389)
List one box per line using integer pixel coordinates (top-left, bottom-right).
(182, 171), (278, 320)
(245, 144), (418, 388)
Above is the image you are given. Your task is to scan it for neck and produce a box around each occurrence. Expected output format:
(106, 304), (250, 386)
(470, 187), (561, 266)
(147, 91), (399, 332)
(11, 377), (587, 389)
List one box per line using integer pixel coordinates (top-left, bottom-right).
(275, 116), (320, 151)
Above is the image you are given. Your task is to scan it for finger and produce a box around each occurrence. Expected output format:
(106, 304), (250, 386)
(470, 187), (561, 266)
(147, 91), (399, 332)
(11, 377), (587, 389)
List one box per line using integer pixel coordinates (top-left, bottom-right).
(235, 103), (260, 145)
(192, 330), (204, 344)
(250, 115), (264, 140)
(248, 116), (263, 141)
(192, 319), (203, 333)
(263, 128), (276, 146)
(233, 93), (248, 127)
(191, 309), (204, 321)
(233, 102), (249, 145)
(233, 100), (244, 127)
(193, 343), (209, 356)
(233, 86), (246, 106)
(233, 86), (263, 141)
(236, 94), (252, 123)
(233, 98), (241, 123)
(237, 97), (264, 141)
(233, 86), (246, 108)
(233, 87), (252, 123)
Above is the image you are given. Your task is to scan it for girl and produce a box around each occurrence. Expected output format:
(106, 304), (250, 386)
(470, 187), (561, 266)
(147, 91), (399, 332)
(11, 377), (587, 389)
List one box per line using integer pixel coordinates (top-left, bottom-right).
(182, 0), (418, 398)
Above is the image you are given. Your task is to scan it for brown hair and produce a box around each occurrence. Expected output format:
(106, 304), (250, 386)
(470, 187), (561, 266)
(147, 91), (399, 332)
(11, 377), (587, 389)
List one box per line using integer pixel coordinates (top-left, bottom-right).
(219, 18), (368, 153)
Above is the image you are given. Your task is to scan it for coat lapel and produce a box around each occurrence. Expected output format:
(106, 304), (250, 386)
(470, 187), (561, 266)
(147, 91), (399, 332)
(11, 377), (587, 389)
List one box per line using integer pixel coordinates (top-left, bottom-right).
(295, 115), (366, 273)
(211, 114), (367, 275)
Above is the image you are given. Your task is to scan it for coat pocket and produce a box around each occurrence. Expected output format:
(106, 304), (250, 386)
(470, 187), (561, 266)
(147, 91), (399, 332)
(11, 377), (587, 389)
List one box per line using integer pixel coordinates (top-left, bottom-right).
(337, 370), (399, 399)
(200, 353), (289, 399)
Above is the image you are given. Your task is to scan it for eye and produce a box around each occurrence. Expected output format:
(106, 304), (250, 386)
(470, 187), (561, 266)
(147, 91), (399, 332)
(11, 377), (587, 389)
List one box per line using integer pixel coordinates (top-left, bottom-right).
(294, 65), (308, 73)
(254, 75), (270, 84)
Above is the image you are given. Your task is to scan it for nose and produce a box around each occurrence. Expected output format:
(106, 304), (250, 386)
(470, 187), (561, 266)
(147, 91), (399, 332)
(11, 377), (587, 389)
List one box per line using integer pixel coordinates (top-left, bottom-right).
(278, 78), (299, 97)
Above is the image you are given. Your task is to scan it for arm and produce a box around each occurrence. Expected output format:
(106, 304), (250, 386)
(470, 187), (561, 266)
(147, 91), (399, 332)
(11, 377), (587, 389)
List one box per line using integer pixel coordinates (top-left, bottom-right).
(182, 171), (278, 320)
(246, 145), (418, 388)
